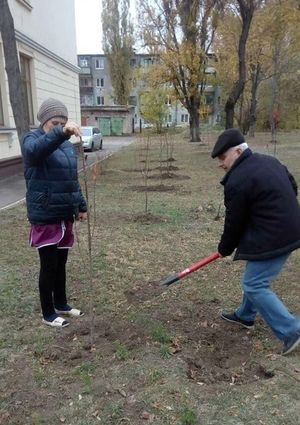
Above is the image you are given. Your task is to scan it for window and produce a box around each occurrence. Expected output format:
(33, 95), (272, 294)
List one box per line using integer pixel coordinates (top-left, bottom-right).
(168, 114), (172, 123)
(129, 96), (137, 106)
(95, 58), (104, 69)
(142, 57), (154, 67)
(0, 85), (4, 126)
(80, 95), (93, 106)
(165, 96), (171, 105)
(80, 58), (89, 67)
(20, 55), (34, 125)
(96, 78), (104, 87)
(80, 77), (92, 87)
(181, 114), (188, 123)
(97, 96), (104, 105)
(205, 94), (214, 105)
(81, 127), (93, 136)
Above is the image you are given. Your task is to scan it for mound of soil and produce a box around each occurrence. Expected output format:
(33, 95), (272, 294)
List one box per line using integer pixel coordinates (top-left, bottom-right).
(147, 173), (191, 180)
(129, 184), (178, 192)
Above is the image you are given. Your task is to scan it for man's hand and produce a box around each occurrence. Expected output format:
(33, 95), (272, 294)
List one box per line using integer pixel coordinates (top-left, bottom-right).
(78, 212), (88, 222)
(63, 121), (81, 137)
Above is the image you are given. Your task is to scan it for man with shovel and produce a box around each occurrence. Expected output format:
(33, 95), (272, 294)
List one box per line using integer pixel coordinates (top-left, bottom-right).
(211, 128), (300, 355)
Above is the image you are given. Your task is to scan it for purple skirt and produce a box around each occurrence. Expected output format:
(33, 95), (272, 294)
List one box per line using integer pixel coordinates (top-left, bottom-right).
(29, 221), (74, 249)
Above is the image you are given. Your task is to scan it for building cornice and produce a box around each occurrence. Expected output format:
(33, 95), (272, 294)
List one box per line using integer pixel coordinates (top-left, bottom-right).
(15, 30), (80, 74)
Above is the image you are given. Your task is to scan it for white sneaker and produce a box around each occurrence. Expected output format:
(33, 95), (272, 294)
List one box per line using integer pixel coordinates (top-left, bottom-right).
(42, 316), (69, 328)
(55, 307), (84, 317)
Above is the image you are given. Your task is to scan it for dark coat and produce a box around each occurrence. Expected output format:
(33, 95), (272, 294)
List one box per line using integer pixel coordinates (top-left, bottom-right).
(218, 149), (300, 260)
(22, 126), (87, 224)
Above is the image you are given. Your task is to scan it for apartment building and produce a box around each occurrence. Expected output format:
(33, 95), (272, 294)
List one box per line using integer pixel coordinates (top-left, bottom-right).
(78, 53), (221, 136)
(0, 0), (80, 177)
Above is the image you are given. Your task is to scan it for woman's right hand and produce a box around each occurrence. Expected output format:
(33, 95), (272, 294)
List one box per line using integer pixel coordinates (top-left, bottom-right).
(63, 122), (81, 137)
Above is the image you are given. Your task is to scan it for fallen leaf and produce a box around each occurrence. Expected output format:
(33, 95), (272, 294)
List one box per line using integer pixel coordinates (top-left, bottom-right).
(118, 388), (127, 397)
(140, 410), (151, 419)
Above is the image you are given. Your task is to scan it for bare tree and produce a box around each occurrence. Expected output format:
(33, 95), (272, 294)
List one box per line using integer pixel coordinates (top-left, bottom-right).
(138, 0), (223, 142)
(0, 0), (29, 144)
(225, 0), (260, 129)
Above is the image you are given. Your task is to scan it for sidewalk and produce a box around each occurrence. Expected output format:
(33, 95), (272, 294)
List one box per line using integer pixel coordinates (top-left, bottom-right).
(0, 136), (135, 210)
(0, 172), (26, 209)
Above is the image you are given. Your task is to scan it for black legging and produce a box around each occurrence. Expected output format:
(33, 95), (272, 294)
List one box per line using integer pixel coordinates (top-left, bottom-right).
(38, 245), (69, 318)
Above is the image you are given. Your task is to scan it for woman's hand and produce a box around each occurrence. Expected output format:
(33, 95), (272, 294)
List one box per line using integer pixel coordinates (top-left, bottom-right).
(63, 121), (81, 137)
(78, 212), (88, 222)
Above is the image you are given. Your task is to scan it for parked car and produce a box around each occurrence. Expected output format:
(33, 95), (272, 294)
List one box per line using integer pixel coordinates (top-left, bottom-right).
(81, 126), (103, 151)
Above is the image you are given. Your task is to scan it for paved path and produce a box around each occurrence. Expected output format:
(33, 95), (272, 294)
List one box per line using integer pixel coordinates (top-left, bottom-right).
(0, 136), (135, 210)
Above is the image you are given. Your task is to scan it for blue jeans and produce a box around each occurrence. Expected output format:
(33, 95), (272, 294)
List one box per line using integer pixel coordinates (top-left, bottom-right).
(235, 254), (300, 341)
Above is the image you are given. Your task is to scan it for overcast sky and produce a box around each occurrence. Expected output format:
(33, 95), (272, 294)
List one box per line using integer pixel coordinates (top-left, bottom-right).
(75, 0), (103, 54)
(74, 0), (138, 55)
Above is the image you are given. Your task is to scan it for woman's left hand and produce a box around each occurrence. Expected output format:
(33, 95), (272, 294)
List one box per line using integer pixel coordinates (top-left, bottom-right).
(78, 212), (88, 222)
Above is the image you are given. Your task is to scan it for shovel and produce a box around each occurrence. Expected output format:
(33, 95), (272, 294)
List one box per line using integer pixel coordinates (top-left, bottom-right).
(160, 252), (221, 287)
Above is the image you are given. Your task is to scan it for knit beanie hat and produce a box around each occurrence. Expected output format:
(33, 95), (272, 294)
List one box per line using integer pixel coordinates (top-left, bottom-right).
(37, 98), (68, 127)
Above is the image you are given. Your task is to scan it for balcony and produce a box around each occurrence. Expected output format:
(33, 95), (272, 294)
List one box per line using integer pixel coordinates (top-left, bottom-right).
(79, 67), (91, 75)
(80, 86), (93, 95)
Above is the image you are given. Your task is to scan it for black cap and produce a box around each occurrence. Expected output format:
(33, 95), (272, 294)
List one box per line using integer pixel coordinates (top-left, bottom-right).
(211, 128), (245, 158)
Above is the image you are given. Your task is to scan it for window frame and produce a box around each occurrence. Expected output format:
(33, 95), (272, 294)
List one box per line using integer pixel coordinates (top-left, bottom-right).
(95, 58), (104, 70)
(96, 96), (105, 105)
(96, 78), (104, 87)
(20, 54), (34, 126)
(80, 58), (89, 67)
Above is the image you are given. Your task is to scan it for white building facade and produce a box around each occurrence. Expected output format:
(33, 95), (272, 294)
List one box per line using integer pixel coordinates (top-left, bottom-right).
(0, 0), (80, 172)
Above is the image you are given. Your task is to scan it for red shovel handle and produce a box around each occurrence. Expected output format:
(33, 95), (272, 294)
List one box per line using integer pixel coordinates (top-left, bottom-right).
(160, 252), (220, 287)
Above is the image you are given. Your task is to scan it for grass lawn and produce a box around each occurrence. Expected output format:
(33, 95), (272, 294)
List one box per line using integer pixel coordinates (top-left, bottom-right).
(0, 130), (300, 425)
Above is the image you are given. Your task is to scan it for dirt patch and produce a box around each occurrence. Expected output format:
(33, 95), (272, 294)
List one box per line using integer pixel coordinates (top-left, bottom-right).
(161, 157), (176, 162)
(147, 173), (191, 180)
(139, 157), (176, 163)
(129, 184), (179, 192)
(131, 213), (166, 224)
(97, 212), (166, 225)
(122, 168), (153, 173)
(154, 165), (180, 171)
(148, 302), (275, 386)
(123, 282), (276, 386)
(124, 280), (165, 303)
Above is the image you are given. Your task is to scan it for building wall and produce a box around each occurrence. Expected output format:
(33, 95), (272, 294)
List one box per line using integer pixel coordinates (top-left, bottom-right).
(81, 107), (135, 135)
(0, 0), (80, 162)
(79, 55), (114, 107)
(78, 53), (221, 130)
(8, 0), (78, 66)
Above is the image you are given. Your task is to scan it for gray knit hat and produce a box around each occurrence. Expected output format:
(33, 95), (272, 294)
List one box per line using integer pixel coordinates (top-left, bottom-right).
(37, 98), (68, 127)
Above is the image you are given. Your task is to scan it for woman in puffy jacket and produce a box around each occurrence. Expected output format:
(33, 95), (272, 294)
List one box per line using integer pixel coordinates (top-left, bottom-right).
(22, 98), (87, 328)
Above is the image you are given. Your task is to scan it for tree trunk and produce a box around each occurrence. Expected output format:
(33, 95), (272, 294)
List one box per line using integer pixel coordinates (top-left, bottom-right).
(188, 96), (201, 142)
(0, 0), (29, 146)
(225, 99), (235, 129)
(225, 0), (256, 129)
(248, 63), (261, 137)
(269, 44), (280, 145)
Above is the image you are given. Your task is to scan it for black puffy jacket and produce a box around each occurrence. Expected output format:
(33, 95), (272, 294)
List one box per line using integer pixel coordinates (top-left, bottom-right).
(22, 126), (87, 224)
(218, 149), (300, 260)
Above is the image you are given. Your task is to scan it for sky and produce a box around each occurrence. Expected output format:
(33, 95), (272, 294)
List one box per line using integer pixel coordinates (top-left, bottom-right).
(74, 0), (137, 55)
(75, 0), (103, 54)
